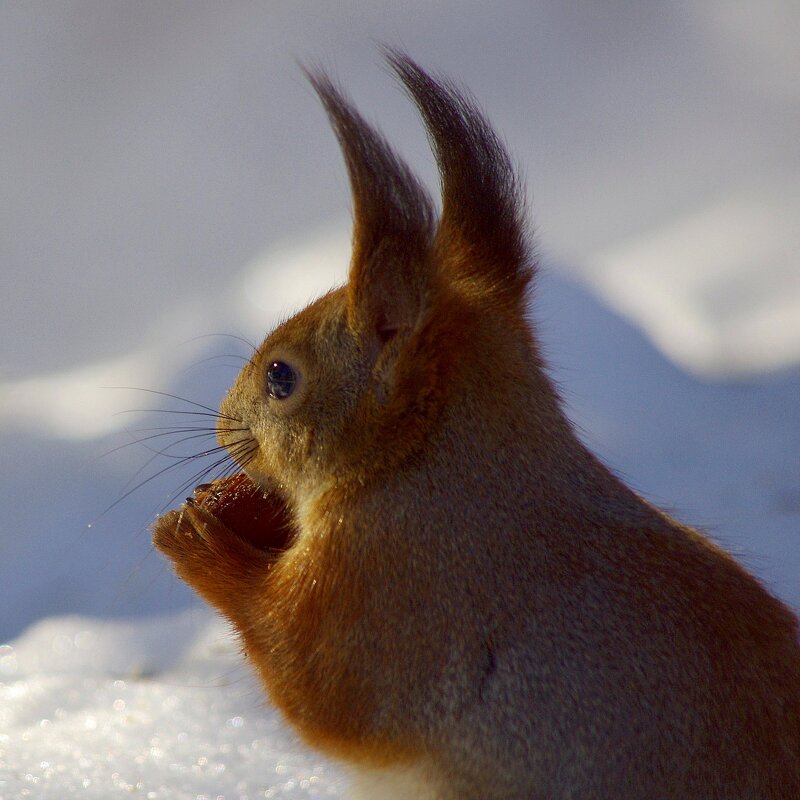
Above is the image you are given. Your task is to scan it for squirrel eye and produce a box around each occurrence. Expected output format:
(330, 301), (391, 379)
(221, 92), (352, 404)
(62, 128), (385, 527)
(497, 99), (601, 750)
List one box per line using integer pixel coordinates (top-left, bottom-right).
(266, 360), (297, 400)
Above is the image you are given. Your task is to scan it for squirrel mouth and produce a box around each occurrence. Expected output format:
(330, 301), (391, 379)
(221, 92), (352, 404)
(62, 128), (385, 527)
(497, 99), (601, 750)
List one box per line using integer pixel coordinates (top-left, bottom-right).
(189, 473), (295, 555)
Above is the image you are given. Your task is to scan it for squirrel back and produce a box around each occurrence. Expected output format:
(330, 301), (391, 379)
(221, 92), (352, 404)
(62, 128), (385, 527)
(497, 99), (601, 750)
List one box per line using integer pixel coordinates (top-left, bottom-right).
(154, 52), (800, 799)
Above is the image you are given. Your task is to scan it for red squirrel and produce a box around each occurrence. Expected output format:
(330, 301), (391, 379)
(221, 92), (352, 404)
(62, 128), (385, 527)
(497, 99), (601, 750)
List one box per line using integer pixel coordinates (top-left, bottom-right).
(154, 52), (800, 799)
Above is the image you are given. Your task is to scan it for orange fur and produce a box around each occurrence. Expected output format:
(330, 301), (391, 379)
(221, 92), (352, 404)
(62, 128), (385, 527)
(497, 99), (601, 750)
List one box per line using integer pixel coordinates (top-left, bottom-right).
(154, 52), (800, 799)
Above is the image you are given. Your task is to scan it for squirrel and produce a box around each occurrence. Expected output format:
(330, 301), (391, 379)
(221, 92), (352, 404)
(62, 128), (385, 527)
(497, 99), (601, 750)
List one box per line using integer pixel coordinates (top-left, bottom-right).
(153, 52), (800, 799)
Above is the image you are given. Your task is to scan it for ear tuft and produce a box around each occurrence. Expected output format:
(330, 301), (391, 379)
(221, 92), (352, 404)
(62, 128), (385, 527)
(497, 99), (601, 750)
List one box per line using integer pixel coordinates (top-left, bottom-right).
(305, 68), (436, 340)
(384, 49), (534, 307)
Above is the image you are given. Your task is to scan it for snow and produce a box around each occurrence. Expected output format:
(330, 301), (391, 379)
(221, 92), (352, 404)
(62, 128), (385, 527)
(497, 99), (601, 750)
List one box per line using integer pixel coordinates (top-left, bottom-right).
(577, 178), (800, 377)
(1, 612), (345, 798)
(1, 4), (799, 798)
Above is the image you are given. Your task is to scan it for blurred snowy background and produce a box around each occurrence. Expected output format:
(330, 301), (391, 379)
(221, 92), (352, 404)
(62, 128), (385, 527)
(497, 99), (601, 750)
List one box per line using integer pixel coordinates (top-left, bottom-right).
(1, 2), (799, 797)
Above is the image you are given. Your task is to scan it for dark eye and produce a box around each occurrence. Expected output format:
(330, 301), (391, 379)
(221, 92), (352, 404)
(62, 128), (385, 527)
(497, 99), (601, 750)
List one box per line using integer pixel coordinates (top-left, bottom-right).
(266, 360), (297, 400)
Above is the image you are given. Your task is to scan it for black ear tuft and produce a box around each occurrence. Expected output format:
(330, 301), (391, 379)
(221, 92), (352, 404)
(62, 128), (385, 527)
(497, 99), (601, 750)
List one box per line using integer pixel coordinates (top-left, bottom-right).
(384, 50), (533, 304)
(305, 68), (436, 337)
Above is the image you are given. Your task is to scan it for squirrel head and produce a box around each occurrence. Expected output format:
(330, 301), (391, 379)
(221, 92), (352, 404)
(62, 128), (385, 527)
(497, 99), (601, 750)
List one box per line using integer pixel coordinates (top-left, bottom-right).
(218, 52), (544, 510)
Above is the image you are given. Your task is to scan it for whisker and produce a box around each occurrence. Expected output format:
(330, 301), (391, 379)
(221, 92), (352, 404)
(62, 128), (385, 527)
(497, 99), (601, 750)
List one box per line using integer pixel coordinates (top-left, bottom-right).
(132, 433), (229, 460)
(165, 441), (258, 505)
(96, 426), (251, 462)
(187, 354), (252, 368)
(100, 459), (198, 517)
(115, 448), (166, 499)
(100, 434), (253, 518)
(187, 332), (259, 351)
(114, 409), (233, 420)
(98, 379), (261, 524)
(128, 426), (250, 443)
(96, 431), (215, 462)
(122, 425), (225, 433)
(103, 387), (242, 422)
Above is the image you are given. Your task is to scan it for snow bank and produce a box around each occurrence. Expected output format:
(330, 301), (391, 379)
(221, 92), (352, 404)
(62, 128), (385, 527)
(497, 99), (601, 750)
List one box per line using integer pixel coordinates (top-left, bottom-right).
(0, 612), (345, 799)
(575, 176), (800, 377)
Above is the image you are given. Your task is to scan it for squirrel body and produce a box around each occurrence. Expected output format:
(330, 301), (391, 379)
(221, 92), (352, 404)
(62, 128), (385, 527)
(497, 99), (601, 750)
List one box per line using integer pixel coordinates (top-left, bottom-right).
(154, 53), (800, 799)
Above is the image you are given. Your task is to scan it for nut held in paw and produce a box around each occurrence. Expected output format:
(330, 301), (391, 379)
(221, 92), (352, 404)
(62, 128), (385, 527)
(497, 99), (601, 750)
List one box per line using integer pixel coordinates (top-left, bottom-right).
(191, 473), (294, 553)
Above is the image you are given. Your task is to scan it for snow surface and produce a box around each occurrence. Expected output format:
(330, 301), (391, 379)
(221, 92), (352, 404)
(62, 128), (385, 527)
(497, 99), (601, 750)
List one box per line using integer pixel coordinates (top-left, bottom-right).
(2, 4), (799, 798)
(1, 611), (345, 798)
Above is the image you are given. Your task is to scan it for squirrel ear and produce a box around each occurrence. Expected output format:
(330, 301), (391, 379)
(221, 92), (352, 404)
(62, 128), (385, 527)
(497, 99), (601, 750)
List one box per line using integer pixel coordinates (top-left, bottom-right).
(386, 50), (534, 309)
(306, 70), (436, 343)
